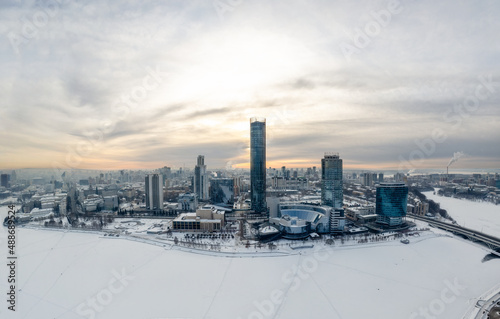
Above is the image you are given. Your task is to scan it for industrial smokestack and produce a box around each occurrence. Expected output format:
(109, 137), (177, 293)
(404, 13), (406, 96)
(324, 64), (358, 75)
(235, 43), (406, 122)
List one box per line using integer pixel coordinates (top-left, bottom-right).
(447, 151), (465, 167)
(447, 151), (465, 181)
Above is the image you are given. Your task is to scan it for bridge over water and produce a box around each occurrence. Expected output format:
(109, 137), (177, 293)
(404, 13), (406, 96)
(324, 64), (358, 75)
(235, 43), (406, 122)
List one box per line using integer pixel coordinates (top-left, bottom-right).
(408, 214), (500, 255)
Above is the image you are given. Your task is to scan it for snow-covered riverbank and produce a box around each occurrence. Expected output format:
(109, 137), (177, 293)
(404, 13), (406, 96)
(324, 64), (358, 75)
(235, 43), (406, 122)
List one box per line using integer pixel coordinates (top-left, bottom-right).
(1, 205), (499, 319)
(423, 190), (500, 237)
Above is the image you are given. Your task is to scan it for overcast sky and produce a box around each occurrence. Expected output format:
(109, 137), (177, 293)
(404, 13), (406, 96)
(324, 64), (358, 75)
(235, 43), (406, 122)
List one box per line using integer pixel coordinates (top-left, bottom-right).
(0, 0), (499, 171)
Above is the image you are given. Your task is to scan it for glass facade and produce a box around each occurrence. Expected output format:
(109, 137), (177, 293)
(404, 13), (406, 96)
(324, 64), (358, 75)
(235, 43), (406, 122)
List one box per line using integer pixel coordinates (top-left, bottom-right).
(321, 154), (343, 209)
(210, 178), (234, 204)
(375, 183), (408, 226)
(194, 155), (208, 200)
(250, 118), (267, 214)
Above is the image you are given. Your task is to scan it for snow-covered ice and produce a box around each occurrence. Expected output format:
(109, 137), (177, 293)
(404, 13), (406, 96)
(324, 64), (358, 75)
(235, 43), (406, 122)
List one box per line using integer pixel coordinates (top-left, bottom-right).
(1, 206), (499, 319)
(423, 190), (500, 237)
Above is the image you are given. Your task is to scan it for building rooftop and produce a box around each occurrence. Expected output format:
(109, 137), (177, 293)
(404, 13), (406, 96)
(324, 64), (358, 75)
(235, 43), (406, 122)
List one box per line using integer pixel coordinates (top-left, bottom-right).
(378, 182), (407, 187)
(250, 117), (266, 123)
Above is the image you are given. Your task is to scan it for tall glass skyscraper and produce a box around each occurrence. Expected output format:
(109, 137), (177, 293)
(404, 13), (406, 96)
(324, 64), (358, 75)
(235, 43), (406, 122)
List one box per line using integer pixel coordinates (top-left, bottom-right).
(250, 117), (267, 214)
(321, 153), (343, 209)
(194, 155), (208, 201)
(376, 182), (408, 226)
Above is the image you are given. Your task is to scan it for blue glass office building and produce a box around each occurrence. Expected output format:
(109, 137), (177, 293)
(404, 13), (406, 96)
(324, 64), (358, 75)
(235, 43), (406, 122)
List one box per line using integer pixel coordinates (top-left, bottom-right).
(250, 117), (267, 214)
(376, 182), (408, 227)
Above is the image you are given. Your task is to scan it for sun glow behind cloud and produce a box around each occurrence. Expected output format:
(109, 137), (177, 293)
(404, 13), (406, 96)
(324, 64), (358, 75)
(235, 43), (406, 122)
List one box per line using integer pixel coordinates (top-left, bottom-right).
(0, 0), (499, 170)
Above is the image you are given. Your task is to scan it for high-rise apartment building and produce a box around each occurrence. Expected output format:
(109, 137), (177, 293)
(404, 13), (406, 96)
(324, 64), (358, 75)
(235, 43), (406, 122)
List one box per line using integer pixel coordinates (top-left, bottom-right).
(250, 117), (267, 214)
(145, 174), (163, 210)
(363, 173), (373, 186)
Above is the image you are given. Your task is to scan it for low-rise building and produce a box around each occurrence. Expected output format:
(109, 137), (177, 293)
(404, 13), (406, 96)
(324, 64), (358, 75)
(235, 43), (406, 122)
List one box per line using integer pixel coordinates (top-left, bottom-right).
(269, 204), (344, 238)
(178, 193), (198, 211)
(271, 177), (309, 191)
(172, 208), (225, 232)
(104, 195), (119, 210)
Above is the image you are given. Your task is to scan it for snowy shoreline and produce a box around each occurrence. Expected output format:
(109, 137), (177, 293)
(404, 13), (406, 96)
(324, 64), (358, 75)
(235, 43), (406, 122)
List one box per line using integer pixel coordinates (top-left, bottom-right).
(1, 206), (499, 319)
(423, 190), (500, 238)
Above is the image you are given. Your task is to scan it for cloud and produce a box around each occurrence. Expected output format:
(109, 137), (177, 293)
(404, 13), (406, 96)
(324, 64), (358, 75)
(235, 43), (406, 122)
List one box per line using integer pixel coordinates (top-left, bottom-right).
(0, 0), (499, 169)
(180, 106), (233, 120)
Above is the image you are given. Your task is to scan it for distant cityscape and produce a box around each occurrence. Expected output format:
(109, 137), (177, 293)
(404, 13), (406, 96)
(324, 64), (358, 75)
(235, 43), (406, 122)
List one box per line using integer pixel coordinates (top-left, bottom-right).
(2, 117), (500, 319)
(1, 117), (499, 242)
(3, 0), (500, 318)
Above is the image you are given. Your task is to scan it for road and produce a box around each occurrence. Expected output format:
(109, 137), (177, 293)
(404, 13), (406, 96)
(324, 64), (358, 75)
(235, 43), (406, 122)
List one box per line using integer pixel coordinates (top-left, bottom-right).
(408, 214), (500, 251)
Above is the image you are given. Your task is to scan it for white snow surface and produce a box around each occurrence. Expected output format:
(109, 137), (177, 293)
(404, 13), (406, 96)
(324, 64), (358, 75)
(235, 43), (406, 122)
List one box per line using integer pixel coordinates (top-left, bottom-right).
(1, 206), (500, 319)
(423, 190), (500, 237)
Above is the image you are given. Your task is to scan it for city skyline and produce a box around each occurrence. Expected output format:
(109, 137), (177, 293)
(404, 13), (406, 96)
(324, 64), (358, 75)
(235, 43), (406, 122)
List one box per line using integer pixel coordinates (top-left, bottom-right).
(1, 1), (500, 171)
(1, 2), (500, 319)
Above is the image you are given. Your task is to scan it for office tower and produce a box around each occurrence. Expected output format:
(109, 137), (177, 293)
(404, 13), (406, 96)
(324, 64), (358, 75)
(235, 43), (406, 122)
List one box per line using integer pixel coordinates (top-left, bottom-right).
(375, 182), (408, 227)
(321, 153), (343, 209)
(194, 155), (209, 201)
(145, 174), (163, 210)
(1, 174), (10, 188)
(378, 173), (384, 183)
(250, 117), (267, 214)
